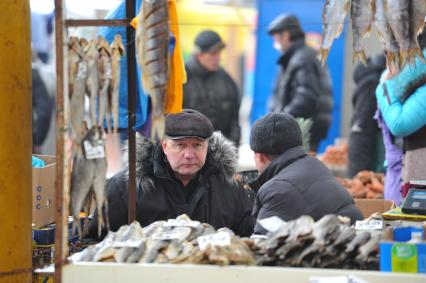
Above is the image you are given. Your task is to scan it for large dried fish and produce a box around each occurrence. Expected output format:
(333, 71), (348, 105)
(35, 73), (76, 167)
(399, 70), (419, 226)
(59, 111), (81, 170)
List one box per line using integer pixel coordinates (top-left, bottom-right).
(110, 34), (125, 133)
(351, 0), (375, 65)
(84, 39), (100, 127)
(97, 36), (113, 132)
(136, 0), (170, 140)
(70, 126), (108, 238)
(319, 0), (352, 65)
(68, 37), (87, 143)
(374, 0), (399, 69)
(386, 0), (425, 67)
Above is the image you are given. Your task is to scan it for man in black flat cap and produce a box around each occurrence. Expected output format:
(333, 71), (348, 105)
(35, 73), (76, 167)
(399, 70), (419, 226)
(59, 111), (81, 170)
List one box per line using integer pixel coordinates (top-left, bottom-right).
(249, 113), (363, 234)
(183, 30), (241, 146)
(268, 14), (333, 152)
(91, 109), (254, 237)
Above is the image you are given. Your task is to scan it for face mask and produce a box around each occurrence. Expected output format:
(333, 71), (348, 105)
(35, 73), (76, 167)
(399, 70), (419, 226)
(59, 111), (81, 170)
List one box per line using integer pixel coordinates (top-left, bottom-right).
(273, 41), (282, 52)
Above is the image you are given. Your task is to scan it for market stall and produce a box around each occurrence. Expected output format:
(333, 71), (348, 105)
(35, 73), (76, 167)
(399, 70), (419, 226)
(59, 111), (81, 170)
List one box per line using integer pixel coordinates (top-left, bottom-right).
(35, 0), (426, 282)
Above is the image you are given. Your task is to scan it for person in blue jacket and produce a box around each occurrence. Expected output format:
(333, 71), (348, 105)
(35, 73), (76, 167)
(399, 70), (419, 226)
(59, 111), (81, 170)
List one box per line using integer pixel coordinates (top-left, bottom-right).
(376, 28), (426, 199)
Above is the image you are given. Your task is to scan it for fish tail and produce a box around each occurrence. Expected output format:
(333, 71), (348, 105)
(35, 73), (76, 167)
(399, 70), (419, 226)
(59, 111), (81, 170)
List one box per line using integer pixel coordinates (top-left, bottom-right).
(317, 48), (330, 66)
(151, 114), (165, 141)
(386, 51), (400, 71)
(399, 51), (409, 69)
(353, 50), (368, 66)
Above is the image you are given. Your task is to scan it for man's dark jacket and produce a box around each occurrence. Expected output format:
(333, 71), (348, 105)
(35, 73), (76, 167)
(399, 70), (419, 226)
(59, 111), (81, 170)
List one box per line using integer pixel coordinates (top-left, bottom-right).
(269, 39), (333, 151)
(90, 132), (253, 237)
(183, 56), (241, 145)
(348, 55), (386, 177)
(250, 146), (363, 234)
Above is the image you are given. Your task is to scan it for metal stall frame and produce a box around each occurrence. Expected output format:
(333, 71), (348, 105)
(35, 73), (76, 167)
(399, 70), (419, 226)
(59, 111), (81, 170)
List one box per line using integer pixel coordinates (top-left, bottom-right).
(53, 1), (137, 282)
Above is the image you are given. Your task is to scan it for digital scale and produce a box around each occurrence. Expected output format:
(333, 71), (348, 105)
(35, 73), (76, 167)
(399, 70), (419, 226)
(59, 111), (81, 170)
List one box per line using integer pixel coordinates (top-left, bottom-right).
(401, 188), (426, 215)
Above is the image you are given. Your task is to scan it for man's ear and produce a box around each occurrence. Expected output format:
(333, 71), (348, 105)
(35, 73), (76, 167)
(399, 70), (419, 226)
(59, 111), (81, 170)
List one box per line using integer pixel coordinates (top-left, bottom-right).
(161, 140), (168, 154)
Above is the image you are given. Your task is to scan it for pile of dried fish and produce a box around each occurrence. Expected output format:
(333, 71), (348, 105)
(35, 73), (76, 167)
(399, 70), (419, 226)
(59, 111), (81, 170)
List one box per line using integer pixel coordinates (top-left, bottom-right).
(254, 215), (381, 270)
(68, 34), (125, 238)
(70, 215), (255, 266)
(320, 0), (426, 69)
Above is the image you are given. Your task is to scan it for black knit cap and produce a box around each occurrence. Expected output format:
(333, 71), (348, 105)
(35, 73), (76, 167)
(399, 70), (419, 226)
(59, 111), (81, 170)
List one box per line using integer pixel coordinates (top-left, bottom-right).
(194, 30), (226, 53)
(268, 14), (304, 40)
(250, 113), (302, 155)
(165, 109), (214, 140)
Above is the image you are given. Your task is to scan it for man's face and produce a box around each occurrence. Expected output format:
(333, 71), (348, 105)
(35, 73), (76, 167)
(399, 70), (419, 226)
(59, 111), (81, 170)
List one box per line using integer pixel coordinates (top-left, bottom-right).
(162, 137), (209, 180)
(196, 49), (222, 71)
(254, 152), (272, 174)
(272, 31), (291, 53)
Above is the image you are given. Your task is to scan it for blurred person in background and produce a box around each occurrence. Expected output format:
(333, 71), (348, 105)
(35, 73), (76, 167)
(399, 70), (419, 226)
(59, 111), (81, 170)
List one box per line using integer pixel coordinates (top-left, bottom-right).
(183, 30), (241, 147)
(348, 55), (386, 178)
(376, 27), (426, 204)
(32, 52), (53, 153)
(267, 14), (333, 152)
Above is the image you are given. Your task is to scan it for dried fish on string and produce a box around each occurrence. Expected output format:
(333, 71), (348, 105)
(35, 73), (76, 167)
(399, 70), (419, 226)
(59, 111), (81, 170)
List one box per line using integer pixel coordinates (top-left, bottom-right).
(110, 34), (125, 133)
(136, 0), (170, 140)
(83, 39), (100, 127)
(374, 0), (400, 69)
(319, 0), (352, 65)
(351, 0), (375, 65)
(97, 36), (113, 132)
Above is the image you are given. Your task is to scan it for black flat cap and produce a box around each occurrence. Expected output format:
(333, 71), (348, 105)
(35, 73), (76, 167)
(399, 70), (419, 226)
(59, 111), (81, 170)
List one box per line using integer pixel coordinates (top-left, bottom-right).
(194, 30), (226, 53)
(165, 109), (214, 140)
(268, 14), (304, 38)
(250, 113), (302, 155)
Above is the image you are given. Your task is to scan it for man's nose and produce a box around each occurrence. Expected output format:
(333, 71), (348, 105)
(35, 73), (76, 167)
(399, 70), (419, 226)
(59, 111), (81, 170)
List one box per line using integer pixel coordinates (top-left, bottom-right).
(183, 149), (195, 159)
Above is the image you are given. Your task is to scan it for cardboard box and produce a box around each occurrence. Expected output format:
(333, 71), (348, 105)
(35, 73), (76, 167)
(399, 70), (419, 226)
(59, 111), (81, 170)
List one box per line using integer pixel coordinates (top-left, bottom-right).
(32, 155), (56, 229)
(355, 199), (395, 218)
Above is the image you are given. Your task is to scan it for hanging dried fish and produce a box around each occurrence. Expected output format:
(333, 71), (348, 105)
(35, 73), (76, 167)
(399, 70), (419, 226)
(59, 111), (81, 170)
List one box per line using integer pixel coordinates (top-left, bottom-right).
(110, 34), (125, 133)
(97, 36), (113, 132)
(84, 40), (100, 127)
(319, 0), (352, 65)
(386, 0), (425, 68)
(374, 0), (400, 69)
(351, 0), (375, 65)
(136, 0), (170, 140)
(68, 37), (87, 143)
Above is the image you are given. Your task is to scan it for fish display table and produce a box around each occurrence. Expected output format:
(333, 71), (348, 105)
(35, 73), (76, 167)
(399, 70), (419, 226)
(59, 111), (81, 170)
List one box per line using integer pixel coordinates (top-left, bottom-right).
(62, 263), (426, 283)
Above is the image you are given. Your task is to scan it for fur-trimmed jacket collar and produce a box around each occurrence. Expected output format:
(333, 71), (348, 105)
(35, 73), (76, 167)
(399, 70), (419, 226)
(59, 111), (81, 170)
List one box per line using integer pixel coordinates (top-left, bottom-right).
(122, 132), (238, 191)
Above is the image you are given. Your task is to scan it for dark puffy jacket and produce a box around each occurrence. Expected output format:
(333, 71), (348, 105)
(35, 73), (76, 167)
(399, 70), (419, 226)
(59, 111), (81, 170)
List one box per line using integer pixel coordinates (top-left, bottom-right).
(32, 67), (53, 146)
(90, 132), (254, 238)
(183, 56), (241, 146)
(250, 146), (363, 234)
(269, 39), (333, 151)
(348, 55), (386, 177)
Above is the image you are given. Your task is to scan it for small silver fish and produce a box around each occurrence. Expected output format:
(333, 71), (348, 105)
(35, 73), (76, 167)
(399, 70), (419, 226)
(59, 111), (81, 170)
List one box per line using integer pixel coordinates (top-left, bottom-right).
(97, 36), (113, 132)
(84, 40), (100, 127)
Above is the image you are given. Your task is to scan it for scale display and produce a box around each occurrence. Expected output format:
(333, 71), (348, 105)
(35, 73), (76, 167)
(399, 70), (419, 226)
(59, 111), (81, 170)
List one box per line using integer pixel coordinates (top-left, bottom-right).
(401, 188), (426, 215)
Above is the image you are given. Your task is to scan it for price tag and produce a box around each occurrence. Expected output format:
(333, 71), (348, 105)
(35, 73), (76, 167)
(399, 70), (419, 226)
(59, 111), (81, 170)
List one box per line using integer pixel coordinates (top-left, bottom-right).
(76, 61), (87, 80)
(197, 231), (231, 250)
(355, 219), (383, 231)
(112, 240), (144, 248)
(152, 230), (184, 241)
(258, 216), (287, 233)
(165, 219), (201, 228)
(83, 140), (105, 160)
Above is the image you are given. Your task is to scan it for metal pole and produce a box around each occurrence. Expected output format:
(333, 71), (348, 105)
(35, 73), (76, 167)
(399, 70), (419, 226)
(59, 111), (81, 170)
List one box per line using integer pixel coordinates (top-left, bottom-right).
(126, 0), (137, 223)
(0, 0), (32, 282)
(66, 19), (131, 27)
(54, 0), (70, 282)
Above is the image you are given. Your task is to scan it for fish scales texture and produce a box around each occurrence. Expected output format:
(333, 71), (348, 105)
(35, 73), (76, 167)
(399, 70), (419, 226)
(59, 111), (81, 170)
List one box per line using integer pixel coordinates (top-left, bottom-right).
(351, 0), (375, 65)
(319, 0), (352, 65)
(136, 0), (169, 140)
(374, 0), (400, 68)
